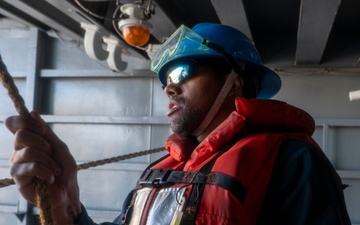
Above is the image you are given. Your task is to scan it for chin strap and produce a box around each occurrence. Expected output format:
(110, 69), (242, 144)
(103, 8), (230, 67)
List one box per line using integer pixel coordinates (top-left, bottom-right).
(191, 70), (239, 137)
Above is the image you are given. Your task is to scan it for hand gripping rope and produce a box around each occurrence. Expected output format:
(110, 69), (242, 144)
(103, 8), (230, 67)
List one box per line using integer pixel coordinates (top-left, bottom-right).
(0, 55), (164, 225)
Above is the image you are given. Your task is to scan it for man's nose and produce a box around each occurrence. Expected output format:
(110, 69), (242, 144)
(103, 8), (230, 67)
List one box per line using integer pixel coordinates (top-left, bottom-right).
(163, 82), (181, 97)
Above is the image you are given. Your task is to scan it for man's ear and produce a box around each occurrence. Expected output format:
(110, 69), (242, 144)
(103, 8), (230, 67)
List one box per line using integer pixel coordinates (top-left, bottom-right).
(228, 76), (244, 97)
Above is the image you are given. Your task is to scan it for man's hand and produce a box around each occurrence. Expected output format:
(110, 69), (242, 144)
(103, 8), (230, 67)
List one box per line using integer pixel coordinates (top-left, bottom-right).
(5, 111), (81, 224)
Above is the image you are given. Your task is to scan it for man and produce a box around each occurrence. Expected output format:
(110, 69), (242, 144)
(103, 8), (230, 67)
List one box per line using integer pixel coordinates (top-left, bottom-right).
(6, 23), (351, 224)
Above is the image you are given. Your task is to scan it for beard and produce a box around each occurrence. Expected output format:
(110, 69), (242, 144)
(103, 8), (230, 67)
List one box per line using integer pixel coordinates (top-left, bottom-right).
(170, 97), (208, 137)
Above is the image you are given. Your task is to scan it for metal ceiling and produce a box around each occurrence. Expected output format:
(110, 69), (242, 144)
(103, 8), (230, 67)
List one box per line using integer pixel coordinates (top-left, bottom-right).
(0, 0), (360, 73)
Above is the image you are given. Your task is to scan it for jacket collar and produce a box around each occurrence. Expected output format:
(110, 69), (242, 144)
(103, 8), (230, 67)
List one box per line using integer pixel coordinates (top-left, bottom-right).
(164, 98), (315, 163)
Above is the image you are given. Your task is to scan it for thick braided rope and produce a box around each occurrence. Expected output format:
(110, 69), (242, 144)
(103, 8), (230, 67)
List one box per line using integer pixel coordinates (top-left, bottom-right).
(0, 54), (53, 225)
(0, 56), (29, 116)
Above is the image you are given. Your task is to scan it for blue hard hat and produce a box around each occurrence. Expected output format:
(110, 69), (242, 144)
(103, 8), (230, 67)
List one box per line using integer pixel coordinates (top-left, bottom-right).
(153, 23), (281, 99)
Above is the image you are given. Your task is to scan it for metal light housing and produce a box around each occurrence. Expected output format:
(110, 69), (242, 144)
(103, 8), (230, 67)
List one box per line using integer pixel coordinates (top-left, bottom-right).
(118, 3), (153, 47)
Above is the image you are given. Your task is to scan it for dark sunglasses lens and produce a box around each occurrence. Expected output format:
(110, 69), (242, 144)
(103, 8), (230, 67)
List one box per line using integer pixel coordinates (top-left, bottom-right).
(167, 64), (190, 85)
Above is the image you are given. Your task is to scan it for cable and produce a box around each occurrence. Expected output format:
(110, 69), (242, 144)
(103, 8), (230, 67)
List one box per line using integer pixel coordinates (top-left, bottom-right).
(74, 0), (120, 21)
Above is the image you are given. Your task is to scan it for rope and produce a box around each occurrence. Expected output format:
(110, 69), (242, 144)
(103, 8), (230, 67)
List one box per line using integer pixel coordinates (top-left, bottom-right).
(0, 54), (53, 225)
(0, 147), (165, 188)
(0, 53), (166, 224)
(0, 57), (29, 116)
(76, 147), (165, 170)
(0, 178), (15, 187)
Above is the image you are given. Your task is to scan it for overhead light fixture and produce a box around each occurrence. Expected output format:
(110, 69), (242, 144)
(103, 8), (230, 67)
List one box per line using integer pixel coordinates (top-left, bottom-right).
(74, 0), (155, 49)
(118, 1), (155, 47)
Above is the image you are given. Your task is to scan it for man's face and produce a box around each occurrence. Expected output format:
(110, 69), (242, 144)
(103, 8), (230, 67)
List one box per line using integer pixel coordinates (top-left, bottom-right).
(163, 65), (223, 136)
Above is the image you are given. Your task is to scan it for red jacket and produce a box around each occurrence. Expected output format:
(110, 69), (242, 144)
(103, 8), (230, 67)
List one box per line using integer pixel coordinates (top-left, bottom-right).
(136, 98), (318, 225)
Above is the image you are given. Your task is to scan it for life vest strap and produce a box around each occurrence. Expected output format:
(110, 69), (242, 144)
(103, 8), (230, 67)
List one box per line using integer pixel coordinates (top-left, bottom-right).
(138, 169), (247, 204)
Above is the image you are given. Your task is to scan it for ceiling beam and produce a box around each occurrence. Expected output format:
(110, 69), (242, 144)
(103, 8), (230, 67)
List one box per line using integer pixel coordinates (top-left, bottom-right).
(147, 2), (177, 43)
(0, 1), (46, 30)
(295, 0), (342, 65)
(210, 0), (252, 40)
(3, 0), (83, 41)
(154, 0), (189, 28)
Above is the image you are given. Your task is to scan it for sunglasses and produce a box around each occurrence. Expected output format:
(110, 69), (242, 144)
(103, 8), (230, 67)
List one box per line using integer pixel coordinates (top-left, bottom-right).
(162, 56), (244, 90)
(162, 60), (199, 89)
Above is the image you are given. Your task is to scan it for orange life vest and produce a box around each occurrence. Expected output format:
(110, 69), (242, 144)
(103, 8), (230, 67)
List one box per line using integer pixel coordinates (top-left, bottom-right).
(123, 98), (318, 225)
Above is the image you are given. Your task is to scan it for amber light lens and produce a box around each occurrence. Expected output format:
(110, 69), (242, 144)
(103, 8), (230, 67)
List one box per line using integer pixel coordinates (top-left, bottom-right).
(122, 25), (150, 47)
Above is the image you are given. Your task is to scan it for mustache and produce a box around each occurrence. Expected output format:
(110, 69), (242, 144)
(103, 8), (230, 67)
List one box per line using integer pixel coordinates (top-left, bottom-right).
(170, 96), (188, 105)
